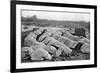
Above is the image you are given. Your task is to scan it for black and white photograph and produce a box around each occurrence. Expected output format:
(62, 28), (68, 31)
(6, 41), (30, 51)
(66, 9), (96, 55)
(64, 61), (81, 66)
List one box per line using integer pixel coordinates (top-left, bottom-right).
(21, 10), (90, 63)
(11, 1), (97, 72)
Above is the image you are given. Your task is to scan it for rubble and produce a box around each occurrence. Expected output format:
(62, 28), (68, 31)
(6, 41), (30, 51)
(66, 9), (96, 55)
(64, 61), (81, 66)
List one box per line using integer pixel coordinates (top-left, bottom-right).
(21, 47), (34, 60)
(21, 27), (90, 62)
(63, 30), (80, 41)
(33, 28), (44, 36)
(43, 37), (72, 54)
(58, 36), (75, 48)
(30, 47), (52, 60)
(80, 43), (90, 53)
(79, 37), (90, 44)
(43, 45), (57, 55)
(38, 29), (52, 42)
(24, 32), (38, 46)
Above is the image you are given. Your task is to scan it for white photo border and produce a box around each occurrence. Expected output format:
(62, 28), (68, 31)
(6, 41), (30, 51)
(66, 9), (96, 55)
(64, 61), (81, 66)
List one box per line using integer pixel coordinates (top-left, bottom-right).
(16, 4), (94, 69)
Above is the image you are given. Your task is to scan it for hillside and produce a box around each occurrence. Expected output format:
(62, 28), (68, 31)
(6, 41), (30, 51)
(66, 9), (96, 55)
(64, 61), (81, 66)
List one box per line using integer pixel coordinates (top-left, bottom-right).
(21, 16), (90, 30)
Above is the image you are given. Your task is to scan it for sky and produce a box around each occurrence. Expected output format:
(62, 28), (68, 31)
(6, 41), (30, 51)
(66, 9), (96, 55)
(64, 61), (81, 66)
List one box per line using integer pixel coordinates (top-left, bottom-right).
(22, 10), (90, 22)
